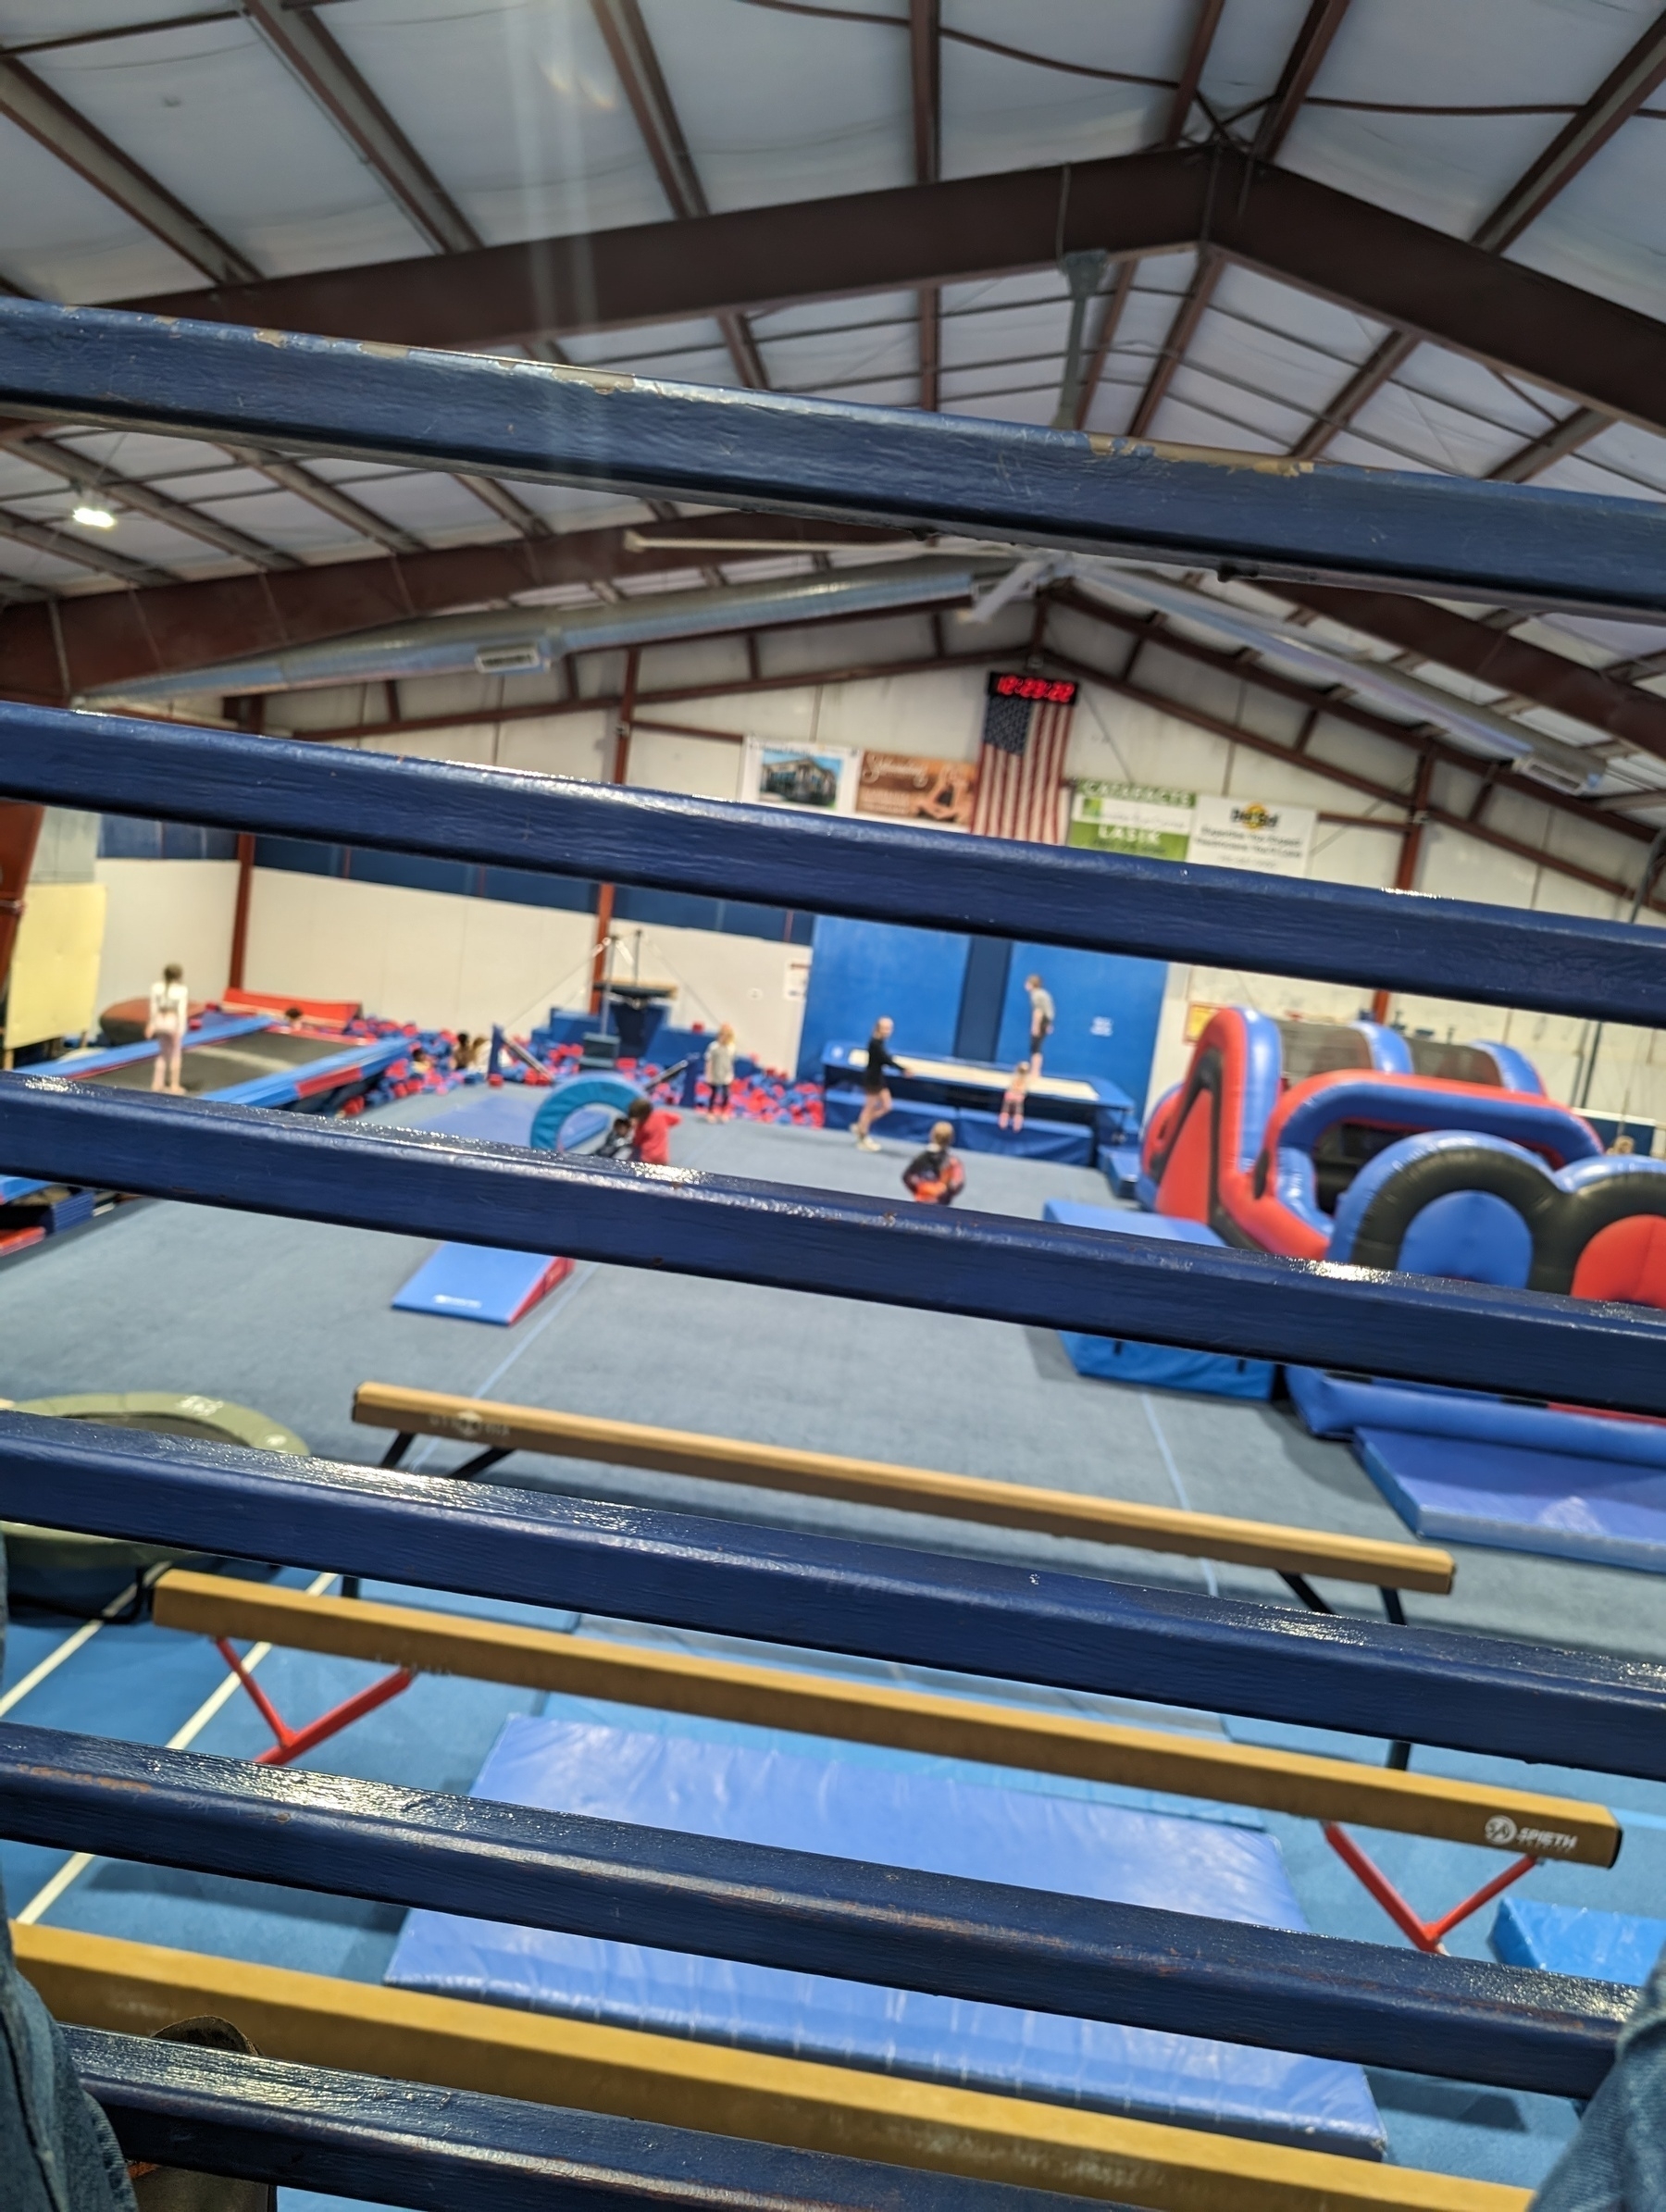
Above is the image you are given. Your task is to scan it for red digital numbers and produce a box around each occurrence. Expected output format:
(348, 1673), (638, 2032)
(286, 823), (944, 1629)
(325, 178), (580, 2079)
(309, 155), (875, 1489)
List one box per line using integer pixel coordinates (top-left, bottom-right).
(987, 673), (1078, 704)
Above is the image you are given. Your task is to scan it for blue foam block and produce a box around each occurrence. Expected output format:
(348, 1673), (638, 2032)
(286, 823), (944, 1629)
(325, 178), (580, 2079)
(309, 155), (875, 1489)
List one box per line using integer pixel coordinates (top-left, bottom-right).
(1100, 1146), (1143, 1199)
(392, 1243), (572, 1325)
(386, 1714), (1382, 2154)
(1287, 1365), (1666, 1470)
(1355, 1428), (1666, 1572)
(1493, 1899), (1666, 1987)
(1043, 1202), (1277, 1399)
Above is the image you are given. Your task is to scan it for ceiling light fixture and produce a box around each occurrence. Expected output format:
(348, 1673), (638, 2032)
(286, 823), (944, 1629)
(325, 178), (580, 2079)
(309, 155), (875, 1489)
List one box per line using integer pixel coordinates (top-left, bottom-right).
(71, 504), (116, 530)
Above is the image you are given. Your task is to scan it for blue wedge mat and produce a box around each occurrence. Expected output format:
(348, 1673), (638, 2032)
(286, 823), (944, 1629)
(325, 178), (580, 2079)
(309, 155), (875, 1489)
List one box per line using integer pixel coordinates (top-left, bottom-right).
(1355, 1429), (1666, 1572)
(386, 1713), (1383, 2155)
(1493, 1899), (1666, 1987)
(1043, 1201), (1277, 1400)
(1288, 1365), (1666, 1469)
(392, 1243), (571, 1325)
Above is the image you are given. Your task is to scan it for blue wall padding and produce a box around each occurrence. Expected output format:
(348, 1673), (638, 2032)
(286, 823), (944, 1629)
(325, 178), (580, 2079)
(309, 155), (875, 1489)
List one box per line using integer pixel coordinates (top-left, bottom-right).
(796, 916), (970, 1079)
(1286, 1368), (1666, 1470)
(1492, 1900), (1666, 1987)
(1396, 1187), (1535, 1286)
(954, 936), (1013, 1062)
(392, 1244), (569, 1325)
(1042, 1201), (1277, 1399)
(1355, 1429), (1666, 1572)
(386, 1713), (1382, 2153)
(993, 942), (1168, 1108)
(821, 1094), (944, 1142)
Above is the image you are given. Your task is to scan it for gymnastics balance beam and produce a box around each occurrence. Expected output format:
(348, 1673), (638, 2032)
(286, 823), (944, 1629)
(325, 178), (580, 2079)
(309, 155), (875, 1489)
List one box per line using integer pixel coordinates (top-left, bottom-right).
(152, 1572), (1618, 1867)
(351, 1383), (1455, 1599)
(24, 1924), (1532, 2212)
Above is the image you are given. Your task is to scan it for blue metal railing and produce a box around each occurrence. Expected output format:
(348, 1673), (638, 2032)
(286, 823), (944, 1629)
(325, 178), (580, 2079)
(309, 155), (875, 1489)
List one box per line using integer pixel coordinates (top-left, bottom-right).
(0, 1423), (1660, 1779)
(3, 298), (1666, 615)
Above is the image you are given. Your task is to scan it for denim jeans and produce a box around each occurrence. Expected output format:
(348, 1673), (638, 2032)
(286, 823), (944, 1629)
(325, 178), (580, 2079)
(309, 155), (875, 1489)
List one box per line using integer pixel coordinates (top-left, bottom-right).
(1535, 1940), (1666, 2210)
(0, 1540), (136, 2211)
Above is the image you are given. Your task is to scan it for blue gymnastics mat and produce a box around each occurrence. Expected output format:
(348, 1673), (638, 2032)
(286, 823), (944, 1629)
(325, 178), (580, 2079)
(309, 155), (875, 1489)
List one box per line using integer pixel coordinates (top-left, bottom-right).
(1493, 1899), (1666, 1987)
(1043, 1201), (1277, 1400)
(1289, 1365), (1666, 1469)
(392, 1243), (572, 1325)
(386, 1712), (1383, 2154)
(1355, 1428), (1666, 1572)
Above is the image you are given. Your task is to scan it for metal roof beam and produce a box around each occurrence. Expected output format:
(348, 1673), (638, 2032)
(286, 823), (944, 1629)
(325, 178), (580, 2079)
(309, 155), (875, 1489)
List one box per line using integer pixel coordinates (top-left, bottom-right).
(591, 0), (767, 390)
(1250, 0), (1353, 161)
(1125, 247), (1219, 436)
(0, 56), (256, 286)
(0, 510), (176, 587)
(111, 147), (1666, 450)
(1279, 581), (1666, 766)
(242, 0), (482, 256)
(1295, 11), (1666, 459)
(1486, 404), (1610, 485)
(910, 0), (940, 410)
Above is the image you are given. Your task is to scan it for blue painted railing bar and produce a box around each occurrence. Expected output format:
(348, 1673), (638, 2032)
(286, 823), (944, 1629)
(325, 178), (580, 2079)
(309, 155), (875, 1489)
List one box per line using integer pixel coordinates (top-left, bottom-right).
(10, 1732), (1630, 2096)
(71, 2030), (1069, 2211)
(5, 706), (1666, 1022)
(4, 299), (1666, 617)
(7, 1081), (1666, 1413)
(0, 1424), (1660, 1779)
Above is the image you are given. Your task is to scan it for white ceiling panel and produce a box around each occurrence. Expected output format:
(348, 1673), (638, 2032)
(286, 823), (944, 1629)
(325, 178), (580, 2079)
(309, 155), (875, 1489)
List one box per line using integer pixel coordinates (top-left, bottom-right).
(324, 0), (669, 246)
(1185, 306), (1359, 423)
(0, 537), (94, 588)
(1575, 419), (1666, 497)
(0, 109), (200, 302)
(181, 491), (367, 558)
(0, 453), (68, 500)
(330, 471), (511, 538)
(26, 19), (429, 279)
(1535, 449), (1666, 503)
(644, 0), (909, 209)
(1163, 361), (1313, 448)
(1349, 378), (1529, 477)
(757, 321), (919, 391)
(562, 317), (735, 373)
(752, 292), (918, 342)
(1145, 393), (1284, 454)
(1510, 114), (1666, 324)
(939, 3), (1169, 180)
(54, 430), (242, 479)
(1208, 265), (1387, 366)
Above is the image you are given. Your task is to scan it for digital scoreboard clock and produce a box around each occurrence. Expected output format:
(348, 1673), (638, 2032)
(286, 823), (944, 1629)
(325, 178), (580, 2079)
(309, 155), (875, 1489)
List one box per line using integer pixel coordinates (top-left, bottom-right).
(986, 672), (1078, 705)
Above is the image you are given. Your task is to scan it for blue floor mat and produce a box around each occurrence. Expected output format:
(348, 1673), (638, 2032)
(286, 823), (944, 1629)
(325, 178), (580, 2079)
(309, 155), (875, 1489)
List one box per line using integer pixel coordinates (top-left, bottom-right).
(392, 1244), (571, 1324)
(1042, 1201), (1277, 1400)
(387, 1712), (1384, 2155)
(1493, 1898), (1666, 1986)
(1355, 1429), (1666, 1572)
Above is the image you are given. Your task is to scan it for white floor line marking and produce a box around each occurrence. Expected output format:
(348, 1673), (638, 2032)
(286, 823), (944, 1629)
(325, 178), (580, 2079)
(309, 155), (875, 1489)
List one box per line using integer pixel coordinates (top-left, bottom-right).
(0, 1577), (139, 1721)
(1139, 1392), (1219, 1597)
(406, 1261), (599, 1473)
(16, 1571), (338, 1926)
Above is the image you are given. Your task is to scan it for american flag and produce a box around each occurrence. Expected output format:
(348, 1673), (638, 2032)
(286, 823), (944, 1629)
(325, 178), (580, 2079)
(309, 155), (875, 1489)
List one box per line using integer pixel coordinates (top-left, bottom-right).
(969, 674), (1077, 843)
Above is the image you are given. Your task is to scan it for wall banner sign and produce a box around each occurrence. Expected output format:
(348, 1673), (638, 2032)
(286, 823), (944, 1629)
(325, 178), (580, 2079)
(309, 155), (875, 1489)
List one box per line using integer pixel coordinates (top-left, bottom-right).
(855, 752), (978, 827)
(740, 738), (861, 814)
(1069, 781), (1314, 878)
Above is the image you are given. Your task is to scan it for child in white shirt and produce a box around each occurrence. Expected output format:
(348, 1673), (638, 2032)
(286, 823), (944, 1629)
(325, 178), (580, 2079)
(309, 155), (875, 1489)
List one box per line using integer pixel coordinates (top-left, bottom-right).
(147, 963), (189, 1094)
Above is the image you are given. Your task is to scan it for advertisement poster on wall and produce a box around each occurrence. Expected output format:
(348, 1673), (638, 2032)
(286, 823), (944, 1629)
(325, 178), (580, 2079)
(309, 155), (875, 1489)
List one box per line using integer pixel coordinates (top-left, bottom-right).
(854, 752), (978, 827)
(1069, 781), (1315, 877)
(740, 737), (861, 814)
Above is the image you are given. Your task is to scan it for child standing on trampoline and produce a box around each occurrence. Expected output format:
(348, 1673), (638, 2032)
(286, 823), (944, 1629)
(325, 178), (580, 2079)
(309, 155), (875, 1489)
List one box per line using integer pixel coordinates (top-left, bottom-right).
(1025, 973), (1055, 1074)
(146, 962), (189, 1095)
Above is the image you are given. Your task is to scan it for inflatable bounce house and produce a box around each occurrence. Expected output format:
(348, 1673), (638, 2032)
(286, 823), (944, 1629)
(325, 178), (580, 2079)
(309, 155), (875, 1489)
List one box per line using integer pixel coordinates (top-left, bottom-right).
(1059, 1009), (1666, 1571)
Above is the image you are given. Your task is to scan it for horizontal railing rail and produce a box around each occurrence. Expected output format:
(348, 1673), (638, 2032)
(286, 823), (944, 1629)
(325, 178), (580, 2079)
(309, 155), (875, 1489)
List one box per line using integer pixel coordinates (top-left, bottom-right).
(4, 299), (1666, 617)
(1, 1423), (1660, 1778)
(5, 1730), (1629, 2096)
(4, 1084), (1666, 1412)
(4, 706), (1666, 1020)
(69, 2028), (1073, 2212)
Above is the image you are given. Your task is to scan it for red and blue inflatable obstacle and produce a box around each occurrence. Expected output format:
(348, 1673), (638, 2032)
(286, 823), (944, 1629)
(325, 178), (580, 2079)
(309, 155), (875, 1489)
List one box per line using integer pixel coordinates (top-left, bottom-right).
(1141, 1007), (1666, 1566)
